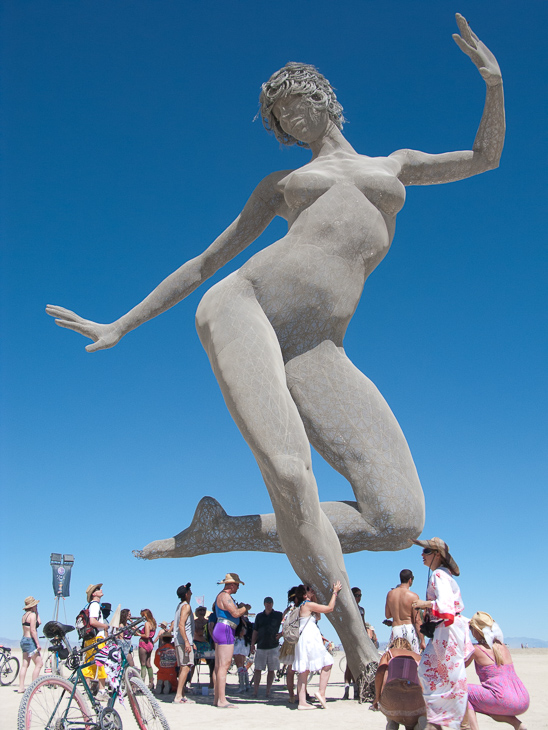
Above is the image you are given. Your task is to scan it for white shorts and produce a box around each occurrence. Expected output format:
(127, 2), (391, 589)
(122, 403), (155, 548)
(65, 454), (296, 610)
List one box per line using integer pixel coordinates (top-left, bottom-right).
(254, 647), (280, 671)
(389, 623), (420, 653)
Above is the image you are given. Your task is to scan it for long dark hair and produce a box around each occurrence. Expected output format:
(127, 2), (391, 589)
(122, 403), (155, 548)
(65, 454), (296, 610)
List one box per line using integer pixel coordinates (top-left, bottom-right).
(120, 608), (131, 626)
(294, 585), (311, 607)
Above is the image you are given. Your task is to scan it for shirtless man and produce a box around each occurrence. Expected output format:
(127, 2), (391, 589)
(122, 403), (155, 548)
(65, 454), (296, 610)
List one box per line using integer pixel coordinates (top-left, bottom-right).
(384, 570), (424, 652)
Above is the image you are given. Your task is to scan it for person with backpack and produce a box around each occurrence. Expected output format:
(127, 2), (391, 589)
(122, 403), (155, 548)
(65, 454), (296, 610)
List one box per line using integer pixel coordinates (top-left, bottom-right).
(80, 583), (110, 700)
(279, 586), (299, 703)
(292, 581), (342, 710)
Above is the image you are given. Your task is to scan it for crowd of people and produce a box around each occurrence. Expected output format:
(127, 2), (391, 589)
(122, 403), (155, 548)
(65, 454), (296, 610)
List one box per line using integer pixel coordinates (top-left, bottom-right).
(18, 539), (530, 727)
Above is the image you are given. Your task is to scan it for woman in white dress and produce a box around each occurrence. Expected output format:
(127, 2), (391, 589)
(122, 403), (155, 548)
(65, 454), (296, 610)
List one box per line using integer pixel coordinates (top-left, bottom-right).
(293, 581), (342, 710)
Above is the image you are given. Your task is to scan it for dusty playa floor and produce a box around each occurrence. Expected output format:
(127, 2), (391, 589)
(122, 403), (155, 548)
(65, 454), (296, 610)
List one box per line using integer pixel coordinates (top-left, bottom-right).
(1, 648), (544, 729)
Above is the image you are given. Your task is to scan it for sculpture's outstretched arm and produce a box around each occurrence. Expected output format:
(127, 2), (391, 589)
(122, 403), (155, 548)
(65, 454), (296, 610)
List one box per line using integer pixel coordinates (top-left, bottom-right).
(390, 13), (505, 186)
(45, 170), (291, 352)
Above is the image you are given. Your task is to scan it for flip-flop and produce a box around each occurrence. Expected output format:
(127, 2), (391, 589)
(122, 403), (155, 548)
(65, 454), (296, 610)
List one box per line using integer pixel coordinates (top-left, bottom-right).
(216, 703), (237, 709)
(173, 697), (195, 704)
(314, 692), (327, 709)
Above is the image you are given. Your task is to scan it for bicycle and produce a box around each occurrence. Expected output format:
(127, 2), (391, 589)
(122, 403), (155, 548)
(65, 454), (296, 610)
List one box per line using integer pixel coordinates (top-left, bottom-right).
(0, 644), (20, 685)
(17, 618), (170, 730)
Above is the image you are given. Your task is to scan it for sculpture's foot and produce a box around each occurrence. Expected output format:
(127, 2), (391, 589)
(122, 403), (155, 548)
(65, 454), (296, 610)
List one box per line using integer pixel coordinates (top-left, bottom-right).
(134, 496), (283, 559)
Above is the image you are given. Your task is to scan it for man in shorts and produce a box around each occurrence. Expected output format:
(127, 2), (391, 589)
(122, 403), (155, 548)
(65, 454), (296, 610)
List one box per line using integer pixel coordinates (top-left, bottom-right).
(173, 584), (195, 704)
(250, 597), (283, 698)
(384, 569), (424, 652)
(82, 583), (110, 701)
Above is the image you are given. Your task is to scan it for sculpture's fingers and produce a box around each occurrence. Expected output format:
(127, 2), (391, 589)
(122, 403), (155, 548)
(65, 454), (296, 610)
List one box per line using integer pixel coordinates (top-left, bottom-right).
(452, 33), (474, 58)
(46, 304), (81, 321)
(455, 13), (475, 48)
(85, 340), (104, 352)
(54, 318), (96, 340)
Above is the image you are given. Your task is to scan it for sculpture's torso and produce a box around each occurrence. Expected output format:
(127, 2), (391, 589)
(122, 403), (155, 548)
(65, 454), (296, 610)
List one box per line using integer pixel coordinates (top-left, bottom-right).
(237, 153), (406, 360)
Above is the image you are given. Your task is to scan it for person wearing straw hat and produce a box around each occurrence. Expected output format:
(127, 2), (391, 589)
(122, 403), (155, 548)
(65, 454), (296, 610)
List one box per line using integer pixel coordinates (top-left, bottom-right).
(410, 538), (473, 730)
(466, 612), (529, 730)
(81, 583), (110, 700)
(18, 596), (43, 693)
(212, 573), (251, 708)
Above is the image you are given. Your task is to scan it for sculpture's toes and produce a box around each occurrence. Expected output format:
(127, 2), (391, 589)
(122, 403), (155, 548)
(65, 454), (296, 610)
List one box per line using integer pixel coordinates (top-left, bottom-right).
(133, 537), (176, 560)
(134, 496), (227, 560)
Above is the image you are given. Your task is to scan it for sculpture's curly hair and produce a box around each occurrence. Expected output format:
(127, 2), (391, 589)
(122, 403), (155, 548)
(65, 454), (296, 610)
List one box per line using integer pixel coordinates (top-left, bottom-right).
(259, 62), (345, 148)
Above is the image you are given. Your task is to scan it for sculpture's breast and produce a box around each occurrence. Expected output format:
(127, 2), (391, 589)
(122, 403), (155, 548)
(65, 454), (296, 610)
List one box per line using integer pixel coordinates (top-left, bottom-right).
(282, 170), (334, 210)
(279, 157), (406, 218)
(352, 169), (406, 217)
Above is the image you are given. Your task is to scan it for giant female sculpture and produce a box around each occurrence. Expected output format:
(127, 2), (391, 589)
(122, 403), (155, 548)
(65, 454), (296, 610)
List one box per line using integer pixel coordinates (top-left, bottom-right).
(47, 15), (505, 677)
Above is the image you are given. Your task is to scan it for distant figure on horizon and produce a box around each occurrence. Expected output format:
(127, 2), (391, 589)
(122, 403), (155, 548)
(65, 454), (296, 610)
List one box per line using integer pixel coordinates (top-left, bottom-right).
(385, 569), (424, 653)
(18, 596), (43, 693)
(466, 611), (529, 730)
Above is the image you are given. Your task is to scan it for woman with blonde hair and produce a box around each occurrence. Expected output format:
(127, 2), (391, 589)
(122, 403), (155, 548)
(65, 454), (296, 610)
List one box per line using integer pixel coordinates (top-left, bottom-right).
(138, 608), (157, 689)
(373, 637), (426, 730)
(466, 612), (529, 730)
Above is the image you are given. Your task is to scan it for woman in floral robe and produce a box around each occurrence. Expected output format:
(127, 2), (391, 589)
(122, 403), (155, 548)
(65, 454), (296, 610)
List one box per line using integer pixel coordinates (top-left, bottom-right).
(411, 537), (473, 730)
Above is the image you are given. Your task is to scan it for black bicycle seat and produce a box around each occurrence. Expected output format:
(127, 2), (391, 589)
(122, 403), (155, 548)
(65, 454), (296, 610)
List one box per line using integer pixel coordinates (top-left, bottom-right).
(43, 621), (75, 639)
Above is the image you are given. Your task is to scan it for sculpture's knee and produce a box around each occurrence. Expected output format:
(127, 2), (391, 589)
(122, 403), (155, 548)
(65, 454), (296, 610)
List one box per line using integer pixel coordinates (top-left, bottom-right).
(261, 453), (314, 515)
(362, 493), (424, 551)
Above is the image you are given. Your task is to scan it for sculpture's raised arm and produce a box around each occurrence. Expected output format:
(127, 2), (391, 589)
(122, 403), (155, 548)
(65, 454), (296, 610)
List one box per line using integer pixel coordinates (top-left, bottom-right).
(390, 14), (505, 186)
(46, 171), (288, 352)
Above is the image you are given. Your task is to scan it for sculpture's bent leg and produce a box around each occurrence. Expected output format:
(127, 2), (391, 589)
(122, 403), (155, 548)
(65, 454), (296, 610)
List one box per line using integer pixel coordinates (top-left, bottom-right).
(195, 277), (379, 673)
(284, 339), (425, 550)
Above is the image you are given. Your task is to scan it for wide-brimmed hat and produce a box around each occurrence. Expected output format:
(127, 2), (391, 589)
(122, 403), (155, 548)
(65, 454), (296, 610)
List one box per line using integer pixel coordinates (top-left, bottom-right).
(22, 596), (39, 610)
(470, 611), (504, 648)
(86, 583), (103, 602)
(162, 631), (173, 640)
(217, 573), (245, 585)
(411, 537), (460, 576)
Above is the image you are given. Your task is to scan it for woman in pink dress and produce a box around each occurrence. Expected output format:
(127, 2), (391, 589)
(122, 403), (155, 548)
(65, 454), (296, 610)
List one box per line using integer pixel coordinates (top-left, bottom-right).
(466, 612), (529, 730)
(411, 537), (473, 730)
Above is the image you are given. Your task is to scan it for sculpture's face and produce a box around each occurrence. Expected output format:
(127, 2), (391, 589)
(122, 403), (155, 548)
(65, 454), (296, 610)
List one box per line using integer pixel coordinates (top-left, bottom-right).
(272, 94), (329, 144)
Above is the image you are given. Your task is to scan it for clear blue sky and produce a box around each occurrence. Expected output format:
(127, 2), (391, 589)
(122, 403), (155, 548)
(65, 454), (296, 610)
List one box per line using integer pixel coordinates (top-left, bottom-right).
(1, 0), (546, 645)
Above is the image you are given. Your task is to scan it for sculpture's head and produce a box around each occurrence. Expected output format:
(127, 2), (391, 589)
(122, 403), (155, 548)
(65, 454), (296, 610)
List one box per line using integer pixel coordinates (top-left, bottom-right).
(259, 62), (345, 148)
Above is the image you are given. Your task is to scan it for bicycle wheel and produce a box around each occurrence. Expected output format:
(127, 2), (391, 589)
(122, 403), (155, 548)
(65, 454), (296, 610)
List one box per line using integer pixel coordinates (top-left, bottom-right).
(338, 653), (347, 673)
(0, 654), (20, 685)
(125, 671), (170, 730)
(17, 675), (91, 730)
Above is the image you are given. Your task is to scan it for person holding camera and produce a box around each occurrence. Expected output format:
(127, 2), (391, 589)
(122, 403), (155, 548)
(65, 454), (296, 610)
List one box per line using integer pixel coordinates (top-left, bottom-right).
(411, 538), (473, 730)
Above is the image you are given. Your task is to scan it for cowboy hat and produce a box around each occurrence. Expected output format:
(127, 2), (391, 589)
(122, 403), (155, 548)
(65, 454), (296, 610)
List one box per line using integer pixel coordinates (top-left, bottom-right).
(86, 583), (103, 602)
(217, 573), (245, 585)
(411, 536), (460, 576)
(22, 596), (39, 610)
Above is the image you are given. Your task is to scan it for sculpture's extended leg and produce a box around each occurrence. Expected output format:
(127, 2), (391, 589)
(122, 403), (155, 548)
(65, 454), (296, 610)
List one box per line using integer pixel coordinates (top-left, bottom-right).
(194, 277), (378, 672)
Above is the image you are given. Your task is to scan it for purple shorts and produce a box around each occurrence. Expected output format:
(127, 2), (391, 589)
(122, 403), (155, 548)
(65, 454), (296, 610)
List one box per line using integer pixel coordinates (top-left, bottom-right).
(212, 622), (236, 645)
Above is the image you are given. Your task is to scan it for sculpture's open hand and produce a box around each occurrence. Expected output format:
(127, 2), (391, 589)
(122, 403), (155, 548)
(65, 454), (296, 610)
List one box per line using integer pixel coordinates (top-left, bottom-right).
(453, 13), (502, 86)
(45, 305), (122, 352)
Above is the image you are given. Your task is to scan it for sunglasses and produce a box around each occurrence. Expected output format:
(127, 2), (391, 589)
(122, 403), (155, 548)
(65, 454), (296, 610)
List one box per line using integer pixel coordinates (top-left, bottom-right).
(422, 548), (435, 555)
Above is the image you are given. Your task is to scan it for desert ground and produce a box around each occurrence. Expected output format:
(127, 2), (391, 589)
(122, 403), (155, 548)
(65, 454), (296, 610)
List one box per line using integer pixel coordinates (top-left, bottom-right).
(2, 647), (545, 729)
